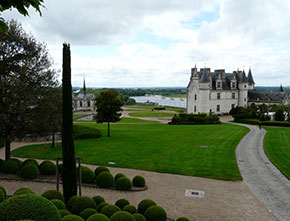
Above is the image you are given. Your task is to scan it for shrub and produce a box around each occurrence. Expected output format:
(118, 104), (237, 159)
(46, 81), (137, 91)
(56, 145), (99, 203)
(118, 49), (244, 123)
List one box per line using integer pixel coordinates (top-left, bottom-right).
(60, 210), (71, 218)
(80, 208), (97, 220)
(133, 213), (146, 221)
(0, 194), (61, 221)
(169, 113), (220, 125)
(137, 199), (156, 215)
(100, 205), (120, 218)
(14, 187), (34, 196)
(10, 158), (23, 168)
(94, 166), (110, 177)
(1, 160), (19, 174)
(96, 172), (114, 188)
(176, 217), (190, 221)
(114, 173), (125, 182)
(92, 195), (105, 206)
(51, 199), (66, 210)
(110, 211), (135, 221)
(67, 195), (80, 210)
(154, 107), (166, 110)
(87, 213), (109, 221)
(0, 186), (6, 198)
(42, 190), (65, 202)
(115, 199), (129, 209)
(71, 196), (97, 215)
(39, 160), (56, 175)
(132, 175), (145, 187)
(73, 125), (102, 140)
(115, 177), (132, 191)
(22, 159), (38, 168)
(96, 202), (109, 212)
(62, 214), (84, 221)
(122, 204), (136, 214)
(80, 167), (95, 184)
(144, 205), (167, 221)
(0, 190), (4, 203)
(20, 165), (39, 179)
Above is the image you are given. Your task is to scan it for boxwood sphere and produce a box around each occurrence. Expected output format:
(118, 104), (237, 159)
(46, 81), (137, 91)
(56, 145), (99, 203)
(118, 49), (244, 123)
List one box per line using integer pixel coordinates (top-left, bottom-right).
(81, 167), (95, 184)
(51, 199), (66, 210)
(87, 213), (109, 221)
(14, 187), (34, 196)
(116, 177), (132, 191)
(94, 166), (110, 177)
(20, 165), (39, 179)
(22, 159), (38, 167)
(0, 186), (7, 198)
(0, 194), (61, 221)
(96, 172), (114, 188)
(96, 202), (109, 212)
(122, 204), (136, 214)
(132, 175), (146, 187)
(144, 205), (167, 221)
(39, 160), (56, 175)
(115, 199), (129, 209)
(62, 214), (84, 221)
(1, 160), (19, 174)
(80, 208), (97, 220)
(71, 196), (97, 215)
(176, 217), (190, 221)
(60, 210), (71, 218)
(114, 173), (125, 182)
(0, 190), (4, 203)
(133, 213), (146, 221)
(137, 199), (157, 215)
(42, 190), (65, 202)
(110, 211), (135, 221)
(100, 205), (120, 218)
(92, 195), (105, 206)
(10, 158), (23, 168)
(67, 196), (80, 210)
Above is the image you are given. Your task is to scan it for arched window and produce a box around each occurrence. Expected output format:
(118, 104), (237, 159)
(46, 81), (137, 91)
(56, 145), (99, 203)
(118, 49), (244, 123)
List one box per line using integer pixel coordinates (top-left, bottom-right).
(88, 101), (90, 107)
(80, 101), (82, 107)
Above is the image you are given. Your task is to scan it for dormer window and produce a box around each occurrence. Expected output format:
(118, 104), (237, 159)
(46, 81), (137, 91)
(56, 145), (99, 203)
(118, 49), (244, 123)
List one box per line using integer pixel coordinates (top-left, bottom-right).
(217, 81), (221, 89)
(231, 82), (236, 88)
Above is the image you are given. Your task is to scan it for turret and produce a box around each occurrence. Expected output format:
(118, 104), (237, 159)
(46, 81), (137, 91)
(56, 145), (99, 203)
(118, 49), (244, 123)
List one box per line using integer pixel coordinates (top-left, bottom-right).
(247, 68), (255, 90)
(238, 70), (248, 107)
(83, 77), (86, 95)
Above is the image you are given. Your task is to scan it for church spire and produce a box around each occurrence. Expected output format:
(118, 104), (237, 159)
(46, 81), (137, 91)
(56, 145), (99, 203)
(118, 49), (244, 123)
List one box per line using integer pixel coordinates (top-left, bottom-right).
(83, 77), (86, 94)
(280, 84), (284, 92)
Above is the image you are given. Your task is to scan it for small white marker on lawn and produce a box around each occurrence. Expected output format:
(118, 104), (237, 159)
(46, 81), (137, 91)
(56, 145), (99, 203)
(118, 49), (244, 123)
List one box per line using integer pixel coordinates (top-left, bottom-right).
(185, 189), (205, 198)
(108, 162), (115, 165)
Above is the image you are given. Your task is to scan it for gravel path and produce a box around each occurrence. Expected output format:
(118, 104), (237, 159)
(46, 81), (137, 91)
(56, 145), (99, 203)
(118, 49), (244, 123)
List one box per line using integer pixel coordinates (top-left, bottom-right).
(234, 123), (290, 221)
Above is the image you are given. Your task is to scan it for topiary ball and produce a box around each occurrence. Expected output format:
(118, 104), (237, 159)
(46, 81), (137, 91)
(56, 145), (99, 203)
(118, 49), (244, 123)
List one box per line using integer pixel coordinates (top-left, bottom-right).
(132, 175), (146, 187)
(42, 190), (65, 202)
(39, 160), (56, 175)
(0, 194), (61, 221)
(122, 204), (136, 214)
(96, 202), (109, 212)
(133, 213), (146, 221)
(0, 186), (7, 198)
(115, 199), (129, 210)
(87, 213), (109, 221)
(176, 217), (190, 221)
(0, 190), (4, 203)
(62, 214), (84, 221)
(96, 172), (114, 188)
(1, 160), (19, 174)
(20, 165), (39, 179)
(144, 205), (167, 221)
(10, 158), (23, 168)
(92, 195), (105, 206)
(100, 205), (120, 218)
(51, 199), (66, 210)
(80, 167), (95, 184)
(22, 159), (38, 168)
(80, 208), (98, 220)
(60, 210), (71, 218)
(94, 166), (109, 177)
(71, 196), (97, 215)
(115, 177), (132, 191)
(137, 199), (156, 215)
(114, 173), (125, 182)
(67, 195), (80, 210)
(110, 211), (135, 221)
(14, 187), (34, 196)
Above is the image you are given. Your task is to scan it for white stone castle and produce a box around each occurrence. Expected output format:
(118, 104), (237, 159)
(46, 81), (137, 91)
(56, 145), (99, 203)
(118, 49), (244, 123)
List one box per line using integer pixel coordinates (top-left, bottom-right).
(187, 66), (289, 114)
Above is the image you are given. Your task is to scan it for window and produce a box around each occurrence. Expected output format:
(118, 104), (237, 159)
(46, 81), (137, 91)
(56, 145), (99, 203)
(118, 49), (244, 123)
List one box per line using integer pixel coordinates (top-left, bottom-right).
(217, 93), (221, 100)
(88, 101), (90, 107)
(194, 106), (196, 112)
(80, 101), (82, 107)
(232, 82), (236, 88)
(244, 85), (247, 88)
(231, 104), (235, 109)
(217, 105), (220, 112)
(217, 82), (221, 88)
(194, 94), (197, 100)
(232, 93), (235, 99)
(244, 98), (247, 102)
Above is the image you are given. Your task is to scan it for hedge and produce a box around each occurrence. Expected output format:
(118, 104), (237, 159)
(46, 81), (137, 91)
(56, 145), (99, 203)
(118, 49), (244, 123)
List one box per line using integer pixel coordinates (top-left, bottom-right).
(71, 196), (96, 215)
(169, 113), (220, 125)
(73, 125), (102, 140)
(42, 190), (65, 202)
(39, 160), (56, 175)
(96, 172), (114, 188)
(144, 205), (167, 221)
(1, 160), (19, 174)
(20, 165), (39, 179)
(235, 119), (290, 127)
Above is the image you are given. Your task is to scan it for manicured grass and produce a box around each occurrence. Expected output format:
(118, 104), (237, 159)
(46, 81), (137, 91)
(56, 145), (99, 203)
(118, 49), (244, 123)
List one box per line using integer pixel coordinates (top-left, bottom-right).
(12, 123), (249, 180)
(123, 109), (145, 111)
(129, 105), (185, 112)
(128, 112), (175, 118)
(73, 114), (89, 119)
(165, 94), (186, 98)
(118, 117), (160, 124)
(264, 127), (290, 180)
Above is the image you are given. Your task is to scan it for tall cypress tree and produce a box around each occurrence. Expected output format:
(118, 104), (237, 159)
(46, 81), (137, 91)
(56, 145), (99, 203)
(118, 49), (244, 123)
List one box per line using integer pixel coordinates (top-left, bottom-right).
(62, 43), (77, 202)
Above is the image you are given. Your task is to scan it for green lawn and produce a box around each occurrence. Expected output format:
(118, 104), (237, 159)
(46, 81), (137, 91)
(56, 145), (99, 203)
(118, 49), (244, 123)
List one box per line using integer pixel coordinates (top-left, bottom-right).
(73, 114), (89, 120)
(164, 94), (186, 98)
(128, 112), (175, 118)
(118, 117), (160, 124)
(129, 105), (185, 112)
(264, 127), (290, 180)
(12, 123), (249, 180)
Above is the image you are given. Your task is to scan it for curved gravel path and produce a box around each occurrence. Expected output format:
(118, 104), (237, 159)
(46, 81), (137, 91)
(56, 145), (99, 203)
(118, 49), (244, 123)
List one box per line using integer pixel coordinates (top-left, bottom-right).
(234, 123), (290, 221)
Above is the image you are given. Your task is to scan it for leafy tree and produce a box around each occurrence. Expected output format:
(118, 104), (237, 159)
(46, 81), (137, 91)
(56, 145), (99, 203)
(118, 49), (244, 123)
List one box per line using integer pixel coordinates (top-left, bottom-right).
(0, 20), (58, 160)
(95, 90), (123, 137)
(274, 107), (285, 121)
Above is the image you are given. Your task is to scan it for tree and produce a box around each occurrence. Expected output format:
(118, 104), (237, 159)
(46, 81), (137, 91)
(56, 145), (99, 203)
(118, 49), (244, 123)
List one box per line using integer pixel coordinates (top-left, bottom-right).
(61, 43), (77, 202)
(95, 90), (123, 137)
(0, 20), (58, 160)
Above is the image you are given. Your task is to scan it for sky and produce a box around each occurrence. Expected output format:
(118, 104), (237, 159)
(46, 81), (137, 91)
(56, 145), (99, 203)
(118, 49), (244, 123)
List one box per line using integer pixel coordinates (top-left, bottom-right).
(2, 0), (290, 87)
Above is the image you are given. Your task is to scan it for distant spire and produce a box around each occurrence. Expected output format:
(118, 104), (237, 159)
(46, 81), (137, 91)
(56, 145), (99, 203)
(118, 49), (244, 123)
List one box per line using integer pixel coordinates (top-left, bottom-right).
(280, 84), (284, 92)
(240, 70), (248, 83)
(247, 68), (255, 84)
(83, 77), (86, 94)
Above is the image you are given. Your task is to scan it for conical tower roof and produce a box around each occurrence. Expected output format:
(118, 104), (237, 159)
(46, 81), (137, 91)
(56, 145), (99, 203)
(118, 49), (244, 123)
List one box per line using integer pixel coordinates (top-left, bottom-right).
(240, 70), (248, 83)
(200, 68), (210, 82)
(247, 69), (255, 84)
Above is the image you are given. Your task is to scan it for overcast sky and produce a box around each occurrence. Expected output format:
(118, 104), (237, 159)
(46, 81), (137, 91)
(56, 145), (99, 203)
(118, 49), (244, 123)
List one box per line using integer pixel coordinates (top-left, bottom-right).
(3, 0), (290, 87)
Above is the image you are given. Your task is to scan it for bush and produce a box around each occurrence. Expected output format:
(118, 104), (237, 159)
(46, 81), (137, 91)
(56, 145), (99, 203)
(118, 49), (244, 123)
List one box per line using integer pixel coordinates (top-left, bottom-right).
(154, 107), (166, 110)
(71, 196), (97, 215)
(110, 211), (135, 221)
(92, 195), (105, 206)
(1, 160), (19, 174)
(10, 158), (23, 168)
(39, 160), (56, 175)
(114, 173), (125, 182)
(62, 215), (84, 221)
(137, 199), (156, 215)
(14, 187), (34, 196)
(73, 125), (102, 140)
(122, 204), (136, 214)
(144, 205), (167, 221)
(0, 190), (4, 203)
(94, 166), (110, 177)
(87, 214), (109, 221)
(20, 165), (39, 179)
(133, 213), (146, 221)
(51, 199), (66, 210)
(0, 186), (6, 198)
(42, 190), (65, 202)
(176, 217), (190, 221)
(100, 205), (120, 218)
(169, 113), (220, 125)
(115, 177), (132, 191)
(80, 167), (95, 184)
(96, 202), (109, 212)
(60, 210), (71, 218)
(67, 196), (80, 210)
(132, 175), (145, 187)
(235, 119), (290, 127)
(80, 208), (98, 220)
(0, 194), (61, 221)
(22, 159), (38, 168)
(115, 199), (129, 209)
(96, 172), (114, 188)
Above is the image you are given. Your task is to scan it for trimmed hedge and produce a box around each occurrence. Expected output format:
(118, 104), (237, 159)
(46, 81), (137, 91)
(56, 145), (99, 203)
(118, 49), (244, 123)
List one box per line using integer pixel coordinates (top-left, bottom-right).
(0, 190), (4, 203)
(100, 205), (120, 218)
(0, 186), (6, 198)
(71, 196), (97, 215)
(87, 213), (109, 221)
(10, 158), (23, 168)
(73, 125), (102, 140)
(42, 190), (65, 202)
(115, 177), (132, 191)
(133, 213), (146, 221)
(80, 167), (95, 184)
(114, 173), (125, 182)
(51, 199), (66, 210)
(20, 165), (39, 179)
(132, 175), (145, 187)
(115, 199), (129, 209)
(22, 159), (38, 168)
(144, 205), (167, 221)
(94, 166), (110, 177)
(14, 187), (34, 196)
(96, 172), (114, 188)
(39, 160), (56, 175)
(169, 113), (220, 125)
(92, 195), (105, 206)
(1, 160), (19, 174)
(0, 194), (61, 221)
(67, 196), (80, 210)
(235, 119), (290, 127)
(122, 204), (136, 214)
(60, 210), (71, 218)
(62, 214), (84, 221)
(137, 199), (156, 215)
(176, 217), (190, 221)
(110, 211), (135, 221)
(79, 208), (97, 220)
(96, 202), (109, 212)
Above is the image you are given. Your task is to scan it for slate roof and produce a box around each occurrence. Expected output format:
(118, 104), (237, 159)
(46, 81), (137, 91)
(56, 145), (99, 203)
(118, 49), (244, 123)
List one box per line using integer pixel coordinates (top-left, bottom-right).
(200, 69), (210, 82)
(73, 93), (94, 100)
(247, 69), (255, 84)
(248, 90), (287, 102)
